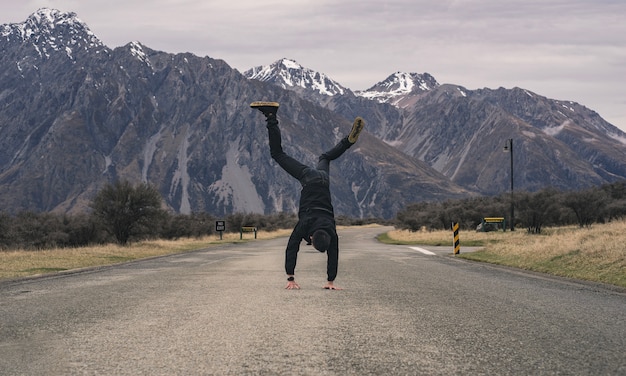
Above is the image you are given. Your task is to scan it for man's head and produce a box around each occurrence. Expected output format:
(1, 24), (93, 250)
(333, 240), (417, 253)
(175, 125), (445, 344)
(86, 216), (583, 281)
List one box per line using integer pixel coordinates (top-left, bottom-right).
(311, 229), (331, 252)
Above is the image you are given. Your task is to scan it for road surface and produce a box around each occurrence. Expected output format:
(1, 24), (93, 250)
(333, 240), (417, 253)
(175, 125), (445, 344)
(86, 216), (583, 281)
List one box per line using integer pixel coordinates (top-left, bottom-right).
(1, 226), (624, 375)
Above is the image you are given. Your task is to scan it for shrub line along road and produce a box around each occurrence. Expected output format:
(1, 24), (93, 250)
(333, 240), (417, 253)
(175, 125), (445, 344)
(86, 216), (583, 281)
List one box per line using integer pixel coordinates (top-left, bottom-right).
(1, 227), (624, 375)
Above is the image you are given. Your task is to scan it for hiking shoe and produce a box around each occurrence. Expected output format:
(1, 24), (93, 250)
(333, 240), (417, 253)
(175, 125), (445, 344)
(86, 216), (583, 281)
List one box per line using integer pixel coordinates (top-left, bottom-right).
(348, 117), (365, 143)
(250, 101), (279, 118)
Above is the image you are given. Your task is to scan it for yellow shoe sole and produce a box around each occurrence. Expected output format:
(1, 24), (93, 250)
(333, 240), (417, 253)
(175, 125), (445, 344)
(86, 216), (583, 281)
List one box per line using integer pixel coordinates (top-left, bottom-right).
(250, 101), (279, 108)
(348, 117), (365, 143)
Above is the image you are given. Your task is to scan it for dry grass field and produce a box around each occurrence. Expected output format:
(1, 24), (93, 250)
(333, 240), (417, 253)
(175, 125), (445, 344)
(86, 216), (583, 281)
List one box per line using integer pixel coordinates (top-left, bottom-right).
(1, 222), (624, 288)
(0, 229), (292, 280)
(383, 220), (626, 288)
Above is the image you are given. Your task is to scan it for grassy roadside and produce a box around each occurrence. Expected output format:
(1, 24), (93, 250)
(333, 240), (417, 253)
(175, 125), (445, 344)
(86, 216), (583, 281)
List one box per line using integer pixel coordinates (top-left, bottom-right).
(0, 229), (292, 281)
(381, 220), (626, 288)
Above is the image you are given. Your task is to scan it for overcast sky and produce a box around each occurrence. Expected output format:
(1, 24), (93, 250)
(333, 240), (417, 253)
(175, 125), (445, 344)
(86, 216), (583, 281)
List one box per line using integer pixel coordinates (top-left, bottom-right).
(3, 0), (626, 132)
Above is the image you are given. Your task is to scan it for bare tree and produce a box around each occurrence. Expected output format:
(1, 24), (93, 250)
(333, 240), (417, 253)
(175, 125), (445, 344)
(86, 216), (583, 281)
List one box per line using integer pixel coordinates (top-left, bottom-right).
(90, 181), (165, 244)
(563, 189), (608, 228)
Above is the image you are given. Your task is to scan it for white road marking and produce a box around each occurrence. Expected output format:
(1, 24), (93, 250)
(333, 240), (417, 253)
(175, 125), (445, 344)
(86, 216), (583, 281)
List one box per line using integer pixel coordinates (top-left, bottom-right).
(409, 246), (437, 255)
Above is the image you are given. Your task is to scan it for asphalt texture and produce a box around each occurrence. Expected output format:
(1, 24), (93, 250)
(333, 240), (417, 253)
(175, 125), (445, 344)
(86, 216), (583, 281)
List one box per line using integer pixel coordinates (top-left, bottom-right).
(1, 226), (625, 375)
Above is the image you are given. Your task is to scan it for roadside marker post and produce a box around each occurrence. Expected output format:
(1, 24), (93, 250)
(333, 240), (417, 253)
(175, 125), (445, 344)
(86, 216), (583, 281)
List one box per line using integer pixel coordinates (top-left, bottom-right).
(452, 222), (460, 255)
(215, 220), (225, 240)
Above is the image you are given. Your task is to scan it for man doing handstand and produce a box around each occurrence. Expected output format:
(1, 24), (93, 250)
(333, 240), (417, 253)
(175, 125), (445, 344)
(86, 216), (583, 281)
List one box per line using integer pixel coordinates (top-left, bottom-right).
(251, 101), (364, 290)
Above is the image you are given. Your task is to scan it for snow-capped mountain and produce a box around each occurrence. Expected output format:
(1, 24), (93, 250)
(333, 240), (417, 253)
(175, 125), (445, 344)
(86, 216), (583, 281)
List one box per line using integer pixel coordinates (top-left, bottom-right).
(0, 8), (107, 60)
(244, 60), (439, 108)
(356, 72), (440, 107)
(244, 58), (349, 98)
(244, 59), (626, 195)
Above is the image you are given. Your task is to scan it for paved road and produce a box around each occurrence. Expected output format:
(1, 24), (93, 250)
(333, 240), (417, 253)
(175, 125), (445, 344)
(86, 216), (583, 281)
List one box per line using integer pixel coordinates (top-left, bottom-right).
(1, 227), (624, 375)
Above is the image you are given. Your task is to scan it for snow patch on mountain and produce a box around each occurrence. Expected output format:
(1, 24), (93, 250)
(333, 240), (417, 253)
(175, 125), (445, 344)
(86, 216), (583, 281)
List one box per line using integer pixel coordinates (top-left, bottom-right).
(543, 120), (571, 137)
(609, 131), (626, 145)
(129, 41), (152, 68)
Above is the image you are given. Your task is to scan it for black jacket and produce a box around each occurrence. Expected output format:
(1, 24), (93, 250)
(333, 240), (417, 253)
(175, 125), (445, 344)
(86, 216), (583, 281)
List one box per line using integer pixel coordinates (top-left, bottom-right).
(285, 211), (338, 281)
(286, 170), (339, 281)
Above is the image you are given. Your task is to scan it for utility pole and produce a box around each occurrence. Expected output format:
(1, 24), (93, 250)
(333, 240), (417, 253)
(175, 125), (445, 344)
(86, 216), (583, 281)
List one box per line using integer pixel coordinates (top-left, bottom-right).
(503, 139), (515, 231)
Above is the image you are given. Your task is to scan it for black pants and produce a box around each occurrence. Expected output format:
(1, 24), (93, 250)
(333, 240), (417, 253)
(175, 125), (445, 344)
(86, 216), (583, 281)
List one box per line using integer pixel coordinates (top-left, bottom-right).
(266, 118), (352, 184)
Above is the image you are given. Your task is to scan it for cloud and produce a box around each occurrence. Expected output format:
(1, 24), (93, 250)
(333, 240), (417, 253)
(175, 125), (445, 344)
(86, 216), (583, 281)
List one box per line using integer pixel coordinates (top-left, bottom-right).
(1, 0), (625, 131)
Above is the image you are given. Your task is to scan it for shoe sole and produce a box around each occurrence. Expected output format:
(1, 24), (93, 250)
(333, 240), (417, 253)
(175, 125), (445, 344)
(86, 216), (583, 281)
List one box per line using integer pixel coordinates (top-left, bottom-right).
(250, 101), (280, 108)
(348, 117), (364, 143)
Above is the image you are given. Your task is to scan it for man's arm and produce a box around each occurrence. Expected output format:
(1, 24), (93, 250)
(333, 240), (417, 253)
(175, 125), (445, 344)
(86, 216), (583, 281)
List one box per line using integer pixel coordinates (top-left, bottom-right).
(284, 228), (302, 284)
(323, 241), (342, 289)
(324, 234), (339, 286)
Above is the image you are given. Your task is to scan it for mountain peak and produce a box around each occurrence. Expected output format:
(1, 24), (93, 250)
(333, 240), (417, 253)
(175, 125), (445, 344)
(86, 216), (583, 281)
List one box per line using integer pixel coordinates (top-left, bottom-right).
(244, 58), (348, 97)
(30, 8), (77, 26)
(1, 8), (104, 59)
(356, 72), (439, 106)
(278, 57), (302, 70)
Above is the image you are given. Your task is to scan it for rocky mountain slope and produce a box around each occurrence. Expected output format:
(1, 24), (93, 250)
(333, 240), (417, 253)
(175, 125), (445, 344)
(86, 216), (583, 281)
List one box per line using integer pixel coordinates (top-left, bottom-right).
(0, 9), (470, 218)
(246, 58), (626, 195)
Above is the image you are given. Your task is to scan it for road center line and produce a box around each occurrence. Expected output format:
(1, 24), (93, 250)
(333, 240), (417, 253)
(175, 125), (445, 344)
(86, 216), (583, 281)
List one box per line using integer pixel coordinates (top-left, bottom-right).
(408, 246), (436, 255)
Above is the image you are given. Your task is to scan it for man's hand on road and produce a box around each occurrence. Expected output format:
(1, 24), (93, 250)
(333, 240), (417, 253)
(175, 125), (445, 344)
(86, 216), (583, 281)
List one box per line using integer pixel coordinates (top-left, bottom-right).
(285, 280), (300, 290)
(323, 282), (343, 290)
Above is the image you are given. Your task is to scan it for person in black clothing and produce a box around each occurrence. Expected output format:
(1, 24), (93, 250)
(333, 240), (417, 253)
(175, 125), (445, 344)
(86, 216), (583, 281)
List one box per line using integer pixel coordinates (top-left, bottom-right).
(251, 101), (364, 290)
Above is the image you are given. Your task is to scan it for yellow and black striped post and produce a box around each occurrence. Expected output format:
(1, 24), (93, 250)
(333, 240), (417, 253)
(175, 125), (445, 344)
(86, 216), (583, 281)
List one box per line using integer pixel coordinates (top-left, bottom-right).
(452, 222), (460, 255)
